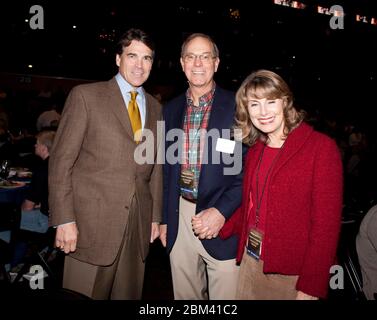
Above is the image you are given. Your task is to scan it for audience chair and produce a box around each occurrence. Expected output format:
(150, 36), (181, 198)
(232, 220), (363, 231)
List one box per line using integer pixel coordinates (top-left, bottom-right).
(0, 203), (21, 283)
(11, 227), (58, 286)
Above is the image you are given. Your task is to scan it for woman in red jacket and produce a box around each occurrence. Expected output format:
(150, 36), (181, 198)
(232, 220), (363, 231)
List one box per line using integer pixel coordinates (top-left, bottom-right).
(217, 70), (343, 299)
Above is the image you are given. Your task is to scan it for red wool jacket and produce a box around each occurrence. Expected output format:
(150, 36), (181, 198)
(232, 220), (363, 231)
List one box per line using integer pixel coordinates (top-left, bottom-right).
(220, 122), (343, 299)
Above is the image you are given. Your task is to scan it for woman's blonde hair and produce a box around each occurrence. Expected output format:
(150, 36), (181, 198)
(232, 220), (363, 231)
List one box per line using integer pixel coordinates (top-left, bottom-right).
(235, 69), (305, 146)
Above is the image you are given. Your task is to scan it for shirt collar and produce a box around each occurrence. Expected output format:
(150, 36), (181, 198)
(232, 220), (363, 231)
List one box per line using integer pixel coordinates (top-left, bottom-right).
(115, 73), (143, 97)
(186, 83), (216, 108)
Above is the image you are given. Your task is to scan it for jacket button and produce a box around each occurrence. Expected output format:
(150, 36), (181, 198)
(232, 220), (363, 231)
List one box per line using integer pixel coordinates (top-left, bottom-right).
(125, 205), (129, 210)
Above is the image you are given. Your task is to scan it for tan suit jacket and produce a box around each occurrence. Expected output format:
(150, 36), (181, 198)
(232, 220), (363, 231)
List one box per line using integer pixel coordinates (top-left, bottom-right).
(48, 78), (162, 266)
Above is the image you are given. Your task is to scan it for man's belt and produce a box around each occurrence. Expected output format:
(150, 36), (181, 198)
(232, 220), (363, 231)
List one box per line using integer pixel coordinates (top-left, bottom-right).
(181, 195), (197, 204)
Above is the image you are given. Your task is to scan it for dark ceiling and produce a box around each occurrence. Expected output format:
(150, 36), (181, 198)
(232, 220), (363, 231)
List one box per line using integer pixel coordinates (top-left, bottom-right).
(0, 0), (376, 120)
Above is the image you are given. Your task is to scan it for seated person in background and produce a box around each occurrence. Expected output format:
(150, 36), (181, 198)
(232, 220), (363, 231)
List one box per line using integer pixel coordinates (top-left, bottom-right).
(20, 130), (56, 233)
(356, 204), (377, 300)
(10, 130), (55, 268)
(36, 103), (61, 132)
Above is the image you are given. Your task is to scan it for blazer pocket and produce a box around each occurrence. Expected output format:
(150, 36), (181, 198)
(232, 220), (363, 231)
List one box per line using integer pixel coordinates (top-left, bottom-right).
(73, 195), (100, 249)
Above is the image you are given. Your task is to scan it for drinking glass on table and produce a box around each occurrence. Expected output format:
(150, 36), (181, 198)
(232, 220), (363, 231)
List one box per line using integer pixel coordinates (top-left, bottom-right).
(0, 159), (10, 179)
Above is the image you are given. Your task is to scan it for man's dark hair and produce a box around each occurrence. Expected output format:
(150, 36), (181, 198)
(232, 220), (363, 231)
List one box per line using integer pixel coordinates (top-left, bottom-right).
(116, 28), (155, 58)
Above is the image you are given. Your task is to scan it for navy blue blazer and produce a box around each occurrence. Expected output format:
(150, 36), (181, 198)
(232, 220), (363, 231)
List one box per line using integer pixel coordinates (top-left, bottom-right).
(162, 86), (246, 260)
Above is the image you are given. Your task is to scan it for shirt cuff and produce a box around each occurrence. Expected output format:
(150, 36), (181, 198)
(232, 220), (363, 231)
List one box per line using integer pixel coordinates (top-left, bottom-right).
(54, 221), (76, 228)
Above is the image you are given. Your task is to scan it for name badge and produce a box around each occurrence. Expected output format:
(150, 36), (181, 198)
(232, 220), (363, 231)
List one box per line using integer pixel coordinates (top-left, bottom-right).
(246, 228), (263, 260)
(180, 169), (195, 190)
(216, 138), (235, 154)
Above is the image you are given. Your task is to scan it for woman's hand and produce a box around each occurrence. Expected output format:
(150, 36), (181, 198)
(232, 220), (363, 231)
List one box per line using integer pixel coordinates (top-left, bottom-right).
(296, 291), (319, 300)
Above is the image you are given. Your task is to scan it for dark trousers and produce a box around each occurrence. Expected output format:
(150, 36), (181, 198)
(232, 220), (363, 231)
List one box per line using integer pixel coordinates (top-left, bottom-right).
(63, 209), (144, 300)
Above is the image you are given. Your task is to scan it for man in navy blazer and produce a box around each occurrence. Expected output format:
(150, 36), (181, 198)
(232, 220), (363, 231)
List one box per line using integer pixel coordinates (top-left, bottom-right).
(159, 33), (244, 300)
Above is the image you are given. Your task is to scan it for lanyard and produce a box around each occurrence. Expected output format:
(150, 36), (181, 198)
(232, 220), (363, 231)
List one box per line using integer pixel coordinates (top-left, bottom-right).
(254, 141), (286, 228)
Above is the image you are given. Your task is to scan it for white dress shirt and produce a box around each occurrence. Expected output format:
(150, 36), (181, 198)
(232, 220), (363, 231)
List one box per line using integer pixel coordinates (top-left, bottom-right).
(115, 73), (146, 130)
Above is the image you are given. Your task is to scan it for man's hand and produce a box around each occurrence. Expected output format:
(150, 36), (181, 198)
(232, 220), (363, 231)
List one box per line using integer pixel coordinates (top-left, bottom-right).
(159, 224), (167, 247)
(55, 223), (78, 254)
(150, 222), (160, 243)
(191, 207), (225, 239)
(296, 291), (319, 300)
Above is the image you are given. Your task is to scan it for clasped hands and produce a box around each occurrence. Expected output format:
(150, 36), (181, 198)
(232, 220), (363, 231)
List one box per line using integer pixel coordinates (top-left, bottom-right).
(191, 207), (225, 240)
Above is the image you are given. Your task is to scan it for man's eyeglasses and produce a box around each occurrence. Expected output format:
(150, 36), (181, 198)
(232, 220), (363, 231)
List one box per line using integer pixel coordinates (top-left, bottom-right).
(183, 53), (216, 64)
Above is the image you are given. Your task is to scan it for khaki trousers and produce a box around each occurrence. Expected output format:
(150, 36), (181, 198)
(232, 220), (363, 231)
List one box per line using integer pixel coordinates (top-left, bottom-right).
(236, 250), (298, 300)
(169, 197), (239, 300)
(62, 207), (144, 300)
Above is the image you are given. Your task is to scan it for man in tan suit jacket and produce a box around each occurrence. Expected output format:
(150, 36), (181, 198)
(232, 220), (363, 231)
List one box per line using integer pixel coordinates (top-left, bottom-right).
(48, 29), (162, 299)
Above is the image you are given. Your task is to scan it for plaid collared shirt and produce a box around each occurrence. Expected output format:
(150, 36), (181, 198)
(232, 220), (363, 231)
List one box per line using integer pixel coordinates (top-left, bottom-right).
(181, 85), (215, 199)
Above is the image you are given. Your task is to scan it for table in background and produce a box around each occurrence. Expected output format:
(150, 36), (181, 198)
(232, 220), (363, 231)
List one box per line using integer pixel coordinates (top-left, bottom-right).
(0, 179), (30, 243)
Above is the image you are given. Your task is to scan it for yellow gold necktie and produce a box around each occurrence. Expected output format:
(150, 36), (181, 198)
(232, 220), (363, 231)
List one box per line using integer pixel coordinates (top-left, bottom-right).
(128, 91), (142, 142)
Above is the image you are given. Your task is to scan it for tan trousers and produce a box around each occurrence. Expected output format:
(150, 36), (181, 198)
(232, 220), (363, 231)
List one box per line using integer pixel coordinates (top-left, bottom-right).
(62, 208), (144, 300)
(169, 197), (239, 300)
(236, 249), (298, 300)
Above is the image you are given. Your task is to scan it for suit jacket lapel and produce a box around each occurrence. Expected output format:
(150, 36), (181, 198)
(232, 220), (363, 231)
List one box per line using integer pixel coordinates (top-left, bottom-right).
(175, 94), (187, 180)
(245, 124), (313, 188)
(175, 94), (187, 131)
(271, 122), (313, 180)
(166, 94), (186, 192)
(207, 88), (228, 131)
(144, 89), (151, 131)
(106, 78), (134, 140)
(247, 141), (264, 184)
(198, 87), (231, 196)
